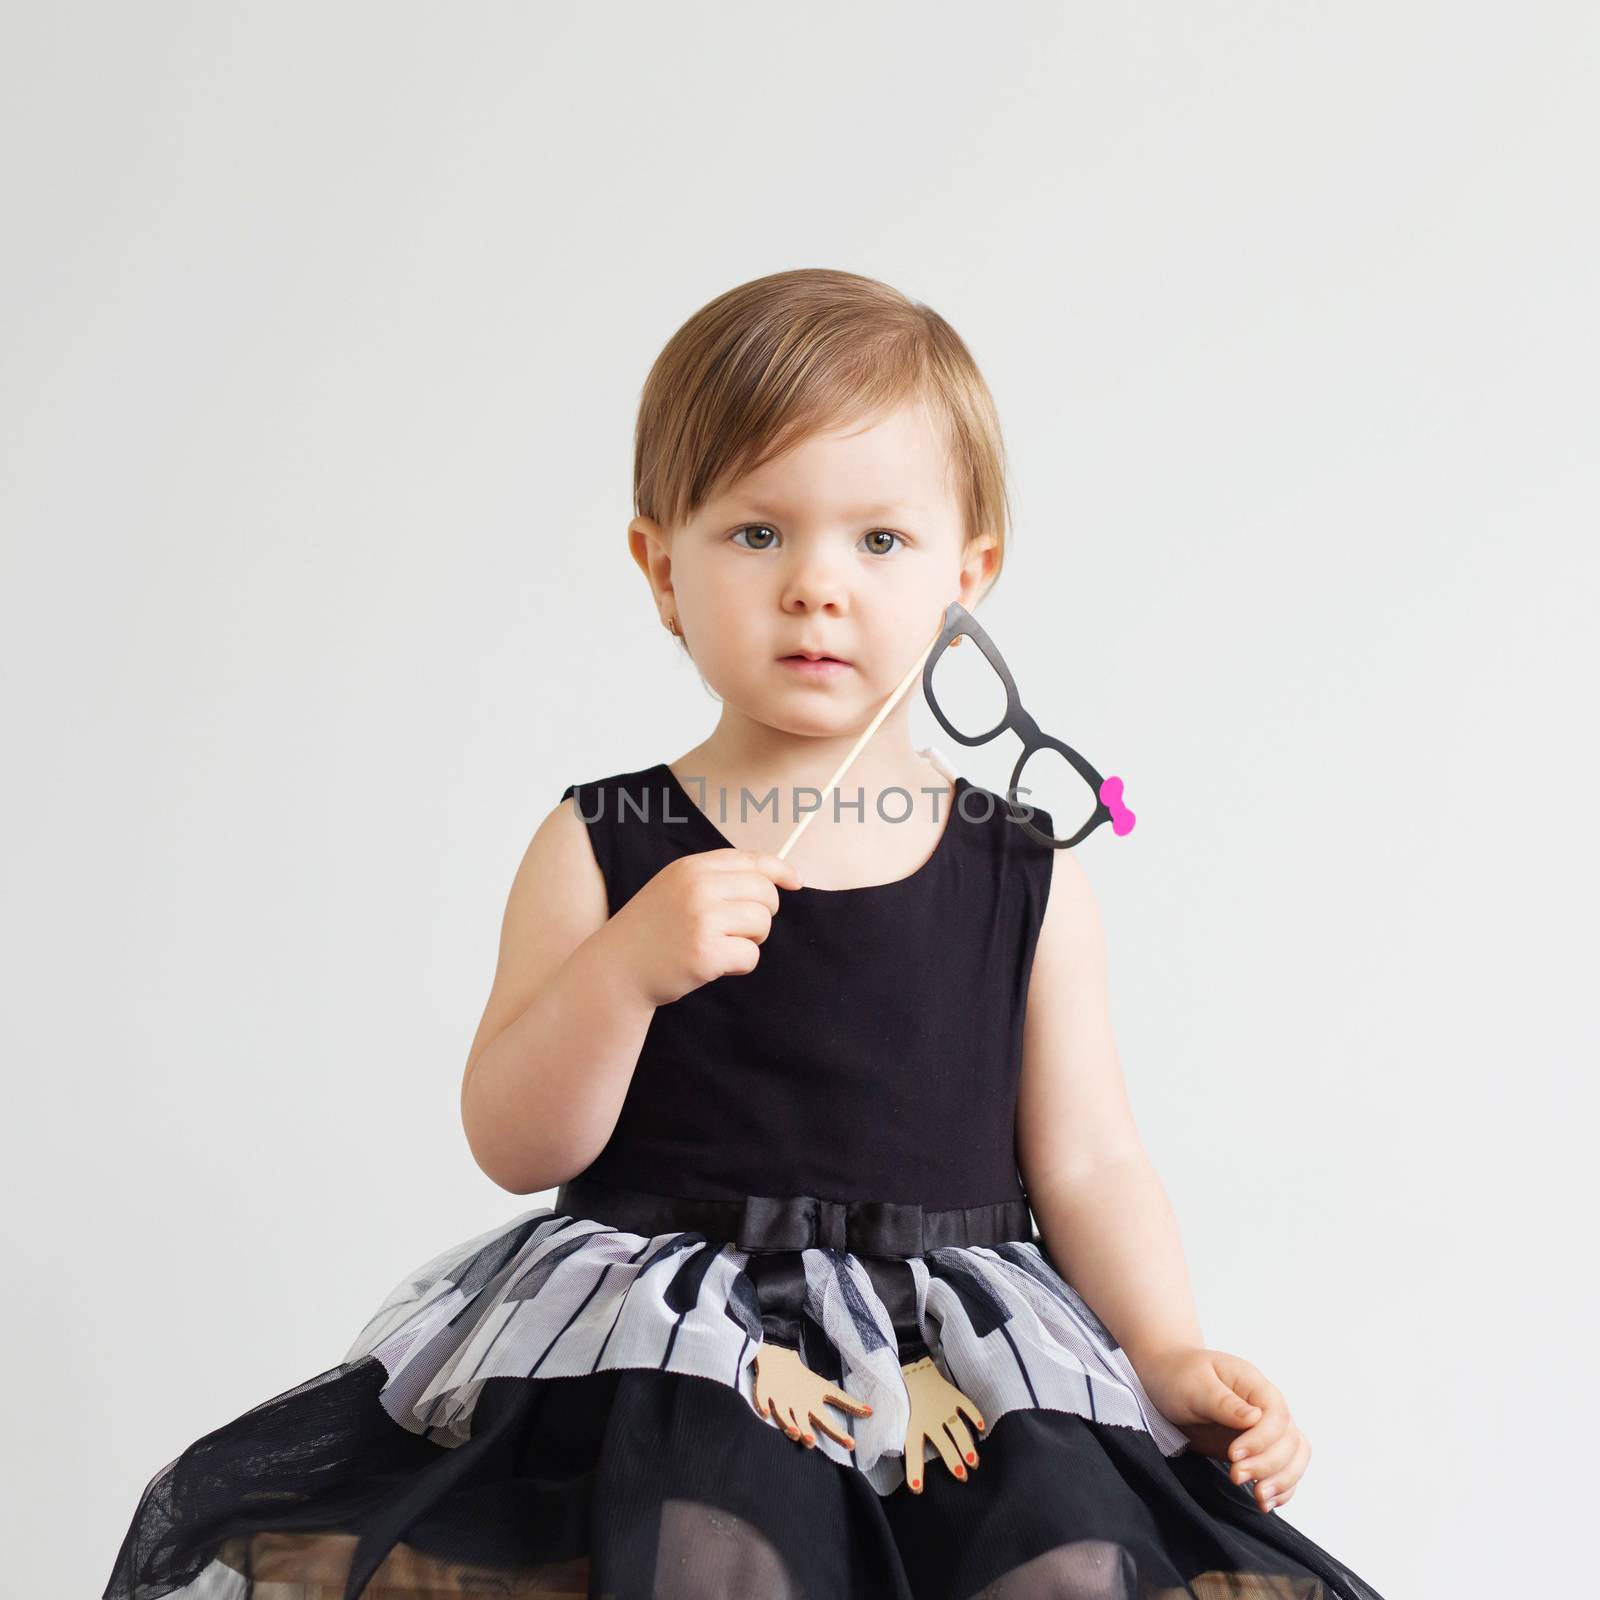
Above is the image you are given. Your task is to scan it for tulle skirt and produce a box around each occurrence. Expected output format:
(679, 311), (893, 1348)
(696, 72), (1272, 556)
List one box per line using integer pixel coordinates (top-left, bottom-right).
(102, 1190), (1387, 1599)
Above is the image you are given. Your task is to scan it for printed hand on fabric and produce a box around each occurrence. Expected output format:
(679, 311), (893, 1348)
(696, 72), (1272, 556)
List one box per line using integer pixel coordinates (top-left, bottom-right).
(1133, 1346), (1312, 1514)
(750, 1342), (873, 1450)
(900, 1354), (987, 1493)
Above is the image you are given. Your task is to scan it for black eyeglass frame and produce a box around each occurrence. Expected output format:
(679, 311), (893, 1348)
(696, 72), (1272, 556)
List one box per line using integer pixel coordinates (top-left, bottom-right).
(922, 600), (1130, 850)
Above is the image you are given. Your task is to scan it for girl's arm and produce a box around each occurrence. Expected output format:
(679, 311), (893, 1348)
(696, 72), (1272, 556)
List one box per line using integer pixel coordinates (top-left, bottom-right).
(1019, 855), (1310, 1510)
(1016, 848), (1206, 1370)
(459, 796), (657, 1194)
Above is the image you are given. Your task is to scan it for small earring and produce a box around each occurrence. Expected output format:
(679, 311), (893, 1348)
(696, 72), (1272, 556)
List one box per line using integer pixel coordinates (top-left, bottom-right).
(665, 615), (680, 637)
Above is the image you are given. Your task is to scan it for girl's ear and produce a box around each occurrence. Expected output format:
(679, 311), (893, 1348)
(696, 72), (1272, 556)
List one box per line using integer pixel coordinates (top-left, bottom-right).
(628, 515), (685, 645)
(628, 514), (668, 571)
(629, 514), (672, 597)
(959, 536), (999, 608)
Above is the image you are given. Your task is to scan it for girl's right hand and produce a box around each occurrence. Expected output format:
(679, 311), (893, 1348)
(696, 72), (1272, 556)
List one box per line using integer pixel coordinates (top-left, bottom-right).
(609, 848), (803, 1007)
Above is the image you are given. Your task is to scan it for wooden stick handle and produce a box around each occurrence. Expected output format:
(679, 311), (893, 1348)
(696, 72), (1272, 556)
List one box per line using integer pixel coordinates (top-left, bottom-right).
(776, 616), (950, 862)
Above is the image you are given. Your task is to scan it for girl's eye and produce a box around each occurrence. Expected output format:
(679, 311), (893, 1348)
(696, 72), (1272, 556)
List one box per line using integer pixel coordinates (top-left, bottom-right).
(730, 525), (906, 554)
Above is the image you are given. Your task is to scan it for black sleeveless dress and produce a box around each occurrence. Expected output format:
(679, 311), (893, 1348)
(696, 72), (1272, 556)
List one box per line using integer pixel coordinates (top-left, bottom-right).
(102, 762), (1388, 1600)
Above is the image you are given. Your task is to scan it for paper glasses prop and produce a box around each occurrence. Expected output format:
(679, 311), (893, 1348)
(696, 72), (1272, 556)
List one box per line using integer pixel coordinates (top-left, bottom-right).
(775, 599), (1134, 862)
(922, 600), (1135, 850)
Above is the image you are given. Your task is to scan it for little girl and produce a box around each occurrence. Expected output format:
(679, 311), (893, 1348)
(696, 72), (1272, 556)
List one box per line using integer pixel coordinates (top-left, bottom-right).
(104, 269), (1386, 1599)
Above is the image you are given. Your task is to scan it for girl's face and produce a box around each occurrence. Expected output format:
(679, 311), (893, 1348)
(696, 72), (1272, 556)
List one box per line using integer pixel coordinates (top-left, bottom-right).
(631, 398), (996, 741)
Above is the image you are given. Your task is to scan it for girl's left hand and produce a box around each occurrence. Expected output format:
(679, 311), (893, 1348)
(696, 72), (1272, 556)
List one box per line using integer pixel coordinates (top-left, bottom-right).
(1131, 1346), (1311, 1514)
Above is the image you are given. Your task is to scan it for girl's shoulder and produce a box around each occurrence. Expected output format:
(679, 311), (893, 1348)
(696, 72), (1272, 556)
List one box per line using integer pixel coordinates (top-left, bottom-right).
(555, 761), (697, 915)
(558, 761), (662, 803)
(958, 780), (1059, 935)
(951, 776), (1057, 875)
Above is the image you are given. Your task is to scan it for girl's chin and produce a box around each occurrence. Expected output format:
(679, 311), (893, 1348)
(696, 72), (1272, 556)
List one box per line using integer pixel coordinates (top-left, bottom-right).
(721, 701), (868, 742)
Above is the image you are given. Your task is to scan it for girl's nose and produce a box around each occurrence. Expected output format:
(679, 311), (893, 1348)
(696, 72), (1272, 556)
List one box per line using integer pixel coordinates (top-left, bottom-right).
(780, 565), (851, 615)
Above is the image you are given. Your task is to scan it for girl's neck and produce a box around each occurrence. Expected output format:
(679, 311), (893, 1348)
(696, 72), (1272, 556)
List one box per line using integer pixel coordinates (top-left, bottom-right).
(670, 726), (943, 824)
(665, 731), (957, 889)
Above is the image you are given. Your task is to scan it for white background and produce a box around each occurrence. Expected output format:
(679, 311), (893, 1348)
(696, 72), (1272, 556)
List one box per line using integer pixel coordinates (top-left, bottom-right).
(4, 5), (1595, 1594)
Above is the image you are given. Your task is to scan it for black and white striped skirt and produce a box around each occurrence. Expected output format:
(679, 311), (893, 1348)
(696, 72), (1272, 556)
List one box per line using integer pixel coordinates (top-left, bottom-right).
(102, 1180), (1388, 1598)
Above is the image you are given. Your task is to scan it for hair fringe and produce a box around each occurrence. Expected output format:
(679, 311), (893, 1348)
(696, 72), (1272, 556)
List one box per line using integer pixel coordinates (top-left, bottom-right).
(633, 269), (1012, 588)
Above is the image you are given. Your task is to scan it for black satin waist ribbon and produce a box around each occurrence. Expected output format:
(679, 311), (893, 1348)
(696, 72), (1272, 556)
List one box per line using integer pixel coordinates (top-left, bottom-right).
(553, 1174), (1034, 1260)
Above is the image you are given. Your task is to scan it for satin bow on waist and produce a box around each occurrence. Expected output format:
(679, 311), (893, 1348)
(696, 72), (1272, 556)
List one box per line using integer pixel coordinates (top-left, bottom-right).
(553, 1174), (1034, 1260)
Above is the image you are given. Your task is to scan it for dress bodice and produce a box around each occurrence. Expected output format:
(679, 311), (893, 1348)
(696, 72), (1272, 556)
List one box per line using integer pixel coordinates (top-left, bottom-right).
(558, 762), (1055, 1210)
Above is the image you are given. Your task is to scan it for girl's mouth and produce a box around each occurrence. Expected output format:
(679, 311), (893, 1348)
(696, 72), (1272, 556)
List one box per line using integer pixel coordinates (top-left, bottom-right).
(779, 654), (852, 677)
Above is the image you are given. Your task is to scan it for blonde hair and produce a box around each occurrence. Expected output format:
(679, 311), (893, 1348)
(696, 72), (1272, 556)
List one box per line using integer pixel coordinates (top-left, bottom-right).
(634, 268), (1012, 586)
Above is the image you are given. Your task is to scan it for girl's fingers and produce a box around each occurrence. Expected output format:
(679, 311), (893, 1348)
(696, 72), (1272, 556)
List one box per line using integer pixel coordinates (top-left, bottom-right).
(717, 852), (798, 900)
(1260, 1434), (1313, 1506)
(1233, 1442), (1292, 1488)
(1233, 1429), (1300, 1488)
(1219, 1359), (1280, 1421)
(1228, 1404), (1290, 1465)
(713, 895), (777, 941)
(1203, 1374), (1257, 1429)
(744, 850), (805, 892)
